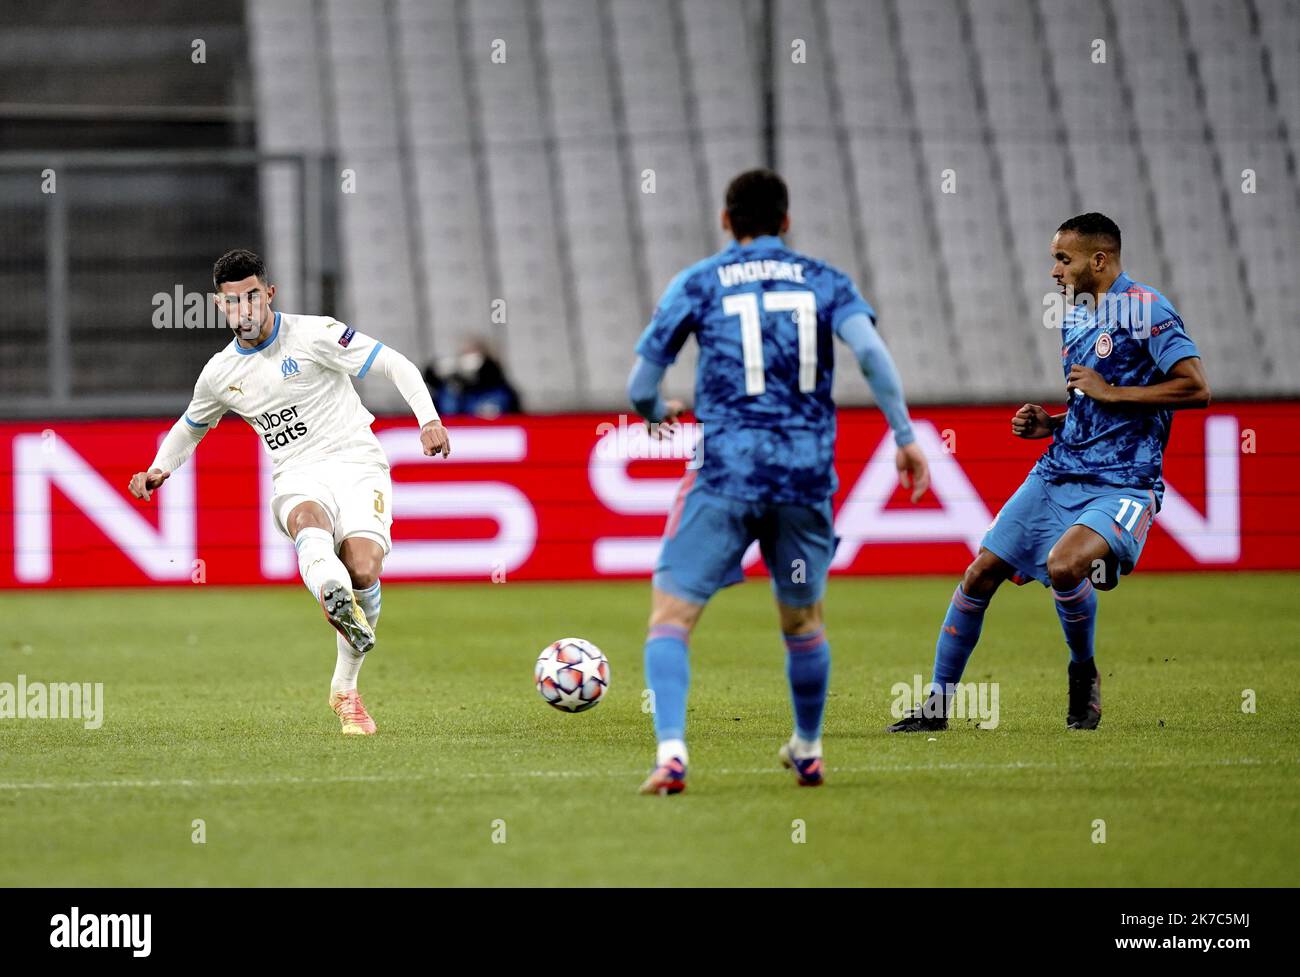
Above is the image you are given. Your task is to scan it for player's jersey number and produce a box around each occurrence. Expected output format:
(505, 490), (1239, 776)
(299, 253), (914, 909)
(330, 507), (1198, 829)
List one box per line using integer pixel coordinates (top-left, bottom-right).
(721, 290), (818, 395)
(1115, 497), (1145, 531)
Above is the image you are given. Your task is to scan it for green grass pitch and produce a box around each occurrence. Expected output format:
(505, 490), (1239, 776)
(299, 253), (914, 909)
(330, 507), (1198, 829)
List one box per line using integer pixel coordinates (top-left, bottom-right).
(1, 573), (1296, 887)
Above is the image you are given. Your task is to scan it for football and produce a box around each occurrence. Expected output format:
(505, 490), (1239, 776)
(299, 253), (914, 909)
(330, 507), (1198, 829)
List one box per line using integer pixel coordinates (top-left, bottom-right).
(534, 638), (610, 713)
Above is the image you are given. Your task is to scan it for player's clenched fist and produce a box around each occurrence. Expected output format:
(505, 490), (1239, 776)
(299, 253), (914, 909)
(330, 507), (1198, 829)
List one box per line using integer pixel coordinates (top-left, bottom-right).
(1011, 404), (1054, 439)
(128, 468), (170, 501)
(420, 419), (451, 458)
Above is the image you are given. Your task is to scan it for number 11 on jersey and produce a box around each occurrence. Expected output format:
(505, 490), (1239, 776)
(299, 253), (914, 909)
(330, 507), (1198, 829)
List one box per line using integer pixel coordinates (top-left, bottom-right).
(722, 290), (818, 395)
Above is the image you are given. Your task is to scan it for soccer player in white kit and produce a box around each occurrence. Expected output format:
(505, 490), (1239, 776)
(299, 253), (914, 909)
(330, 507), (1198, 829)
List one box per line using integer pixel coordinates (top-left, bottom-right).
(127, 249), (451, 734)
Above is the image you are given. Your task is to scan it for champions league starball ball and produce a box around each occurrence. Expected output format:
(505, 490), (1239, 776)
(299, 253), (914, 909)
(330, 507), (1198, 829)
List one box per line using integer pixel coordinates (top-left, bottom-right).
(534, 638), (610, 713)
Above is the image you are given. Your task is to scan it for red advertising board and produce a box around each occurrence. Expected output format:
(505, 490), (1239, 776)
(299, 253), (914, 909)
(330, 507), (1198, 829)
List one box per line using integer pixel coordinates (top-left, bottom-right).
(1, 402), (1295, 588)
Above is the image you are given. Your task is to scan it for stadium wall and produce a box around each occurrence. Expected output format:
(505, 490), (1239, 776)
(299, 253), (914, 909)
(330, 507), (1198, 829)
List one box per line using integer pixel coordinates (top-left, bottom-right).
(2, 402), (1295, 589)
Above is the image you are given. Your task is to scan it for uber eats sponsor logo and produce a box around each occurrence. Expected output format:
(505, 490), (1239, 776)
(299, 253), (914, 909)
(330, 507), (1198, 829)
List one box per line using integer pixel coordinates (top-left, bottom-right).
(254, 404), (308, 449)
(50, 907), (151, 957)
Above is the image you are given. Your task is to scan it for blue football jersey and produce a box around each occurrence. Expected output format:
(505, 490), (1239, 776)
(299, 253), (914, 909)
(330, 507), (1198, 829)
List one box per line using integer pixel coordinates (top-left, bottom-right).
(635, 235), (873, 504)
(1033, 271), (1200, 503)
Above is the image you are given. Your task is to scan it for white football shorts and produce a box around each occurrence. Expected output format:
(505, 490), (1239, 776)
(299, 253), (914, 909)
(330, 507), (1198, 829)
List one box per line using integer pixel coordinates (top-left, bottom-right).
(270, 459), (393, 555)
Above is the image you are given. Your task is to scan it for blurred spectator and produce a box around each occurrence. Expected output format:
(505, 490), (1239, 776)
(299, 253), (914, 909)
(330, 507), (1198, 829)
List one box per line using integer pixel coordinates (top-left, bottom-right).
(424, 338), (523, 419)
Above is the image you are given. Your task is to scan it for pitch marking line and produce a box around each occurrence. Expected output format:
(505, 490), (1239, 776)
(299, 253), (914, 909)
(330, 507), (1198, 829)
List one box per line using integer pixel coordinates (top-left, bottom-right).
(0, 756), (1293, 792)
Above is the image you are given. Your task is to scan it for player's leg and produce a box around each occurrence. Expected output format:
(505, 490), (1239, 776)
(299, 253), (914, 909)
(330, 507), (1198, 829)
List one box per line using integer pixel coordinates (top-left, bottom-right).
(322, 535), (386, 733)
(338, 534), (384, 629)
(638, 477), (750, 795)
(640, 587), (706, 793)
(1049, 487), (1155, 730)
(889, 474), (1057, 732)
(324, 466), (394, 735)
(774, 598), (829, 786)
(760, 500), (835, 786)
(284, 498), (375, 656)
(1046, 524), (1108, 730)
(1046, 522), (1108, 661)
(886, 551), (1012, 732)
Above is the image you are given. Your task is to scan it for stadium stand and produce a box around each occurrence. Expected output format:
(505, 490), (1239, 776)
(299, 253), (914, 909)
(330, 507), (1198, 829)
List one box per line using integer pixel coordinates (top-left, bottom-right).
(5, 0), (1298, 411)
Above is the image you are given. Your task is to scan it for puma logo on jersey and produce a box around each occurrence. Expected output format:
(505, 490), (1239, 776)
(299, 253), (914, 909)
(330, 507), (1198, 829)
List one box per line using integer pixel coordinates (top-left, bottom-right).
(227, 384), (244, 396)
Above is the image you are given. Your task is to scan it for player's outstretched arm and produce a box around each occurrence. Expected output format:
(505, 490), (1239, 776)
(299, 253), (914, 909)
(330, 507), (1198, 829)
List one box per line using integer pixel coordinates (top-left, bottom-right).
(128, 416), (207, 502)
(369, 345), (451, 457)
(836, 313), (930, 502)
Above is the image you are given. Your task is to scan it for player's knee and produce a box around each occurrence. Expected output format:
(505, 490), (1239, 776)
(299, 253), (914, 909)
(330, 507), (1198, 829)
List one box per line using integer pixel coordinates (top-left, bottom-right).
(286, 502), (330, 537)
(1046, 549), (1089, 590)
(778, 601), (822, 634)
(345, 552), (382, 590)
(648, 589), (703, 633)
(348, 562), (380, 590)
(961, 558), (1003, 601)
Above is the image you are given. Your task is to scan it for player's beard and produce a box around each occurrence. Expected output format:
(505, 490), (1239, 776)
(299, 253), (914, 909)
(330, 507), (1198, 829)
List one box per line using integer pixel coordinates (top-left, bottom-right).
(233, 312), (264, 343)
(1069, 269), (1097, 302)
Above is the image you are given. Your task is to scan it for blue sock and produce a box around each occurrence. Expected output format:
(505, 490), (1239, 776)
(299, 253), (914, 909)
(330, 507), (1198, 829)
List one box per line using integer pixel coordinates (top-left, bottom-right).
(1052, 578), (1097, 663)
(784, 626), (831, 742)
(644, 624), (690, 742)
(931, 585), (990, 690)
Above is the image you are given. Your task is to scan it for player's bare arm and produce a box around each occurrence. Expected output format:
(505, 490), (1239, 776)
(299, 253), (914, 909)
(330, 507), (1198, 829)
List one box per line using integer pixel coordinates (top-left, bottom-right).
(1066, 357), (1210, 409)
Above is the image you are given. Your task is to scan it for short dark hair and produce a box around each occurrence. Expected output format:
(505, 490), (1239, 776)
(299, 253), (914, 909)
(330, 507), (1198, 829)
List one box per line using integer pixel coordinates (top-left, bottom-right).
(213, 249), (268, 290)
(1057, 213), (1121, 253)
(725, 168), (789, 239)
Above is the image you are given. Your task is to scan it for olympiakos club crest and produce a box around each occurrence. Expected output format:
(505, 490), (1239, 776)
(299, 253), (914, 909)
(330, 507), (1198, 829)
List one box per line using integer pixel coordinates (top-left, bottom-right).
(281, 355), (301, 378)
(1095, 332), (1113, 358)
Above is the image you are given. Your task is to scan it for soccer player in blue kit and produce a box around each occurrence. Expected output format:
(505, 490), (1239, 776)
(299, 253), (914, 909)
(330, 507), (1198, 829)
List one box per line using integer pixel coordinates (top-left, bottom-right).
(627, 169), (930, 794)
(889, 213), (1211, 734)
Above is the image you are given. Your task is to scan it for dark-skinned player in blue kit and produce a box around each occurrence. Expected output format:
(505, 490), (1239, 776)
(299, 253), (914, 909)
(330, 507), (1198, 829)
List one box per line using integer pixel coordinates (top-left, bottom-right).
(889, 213), (1211, 734)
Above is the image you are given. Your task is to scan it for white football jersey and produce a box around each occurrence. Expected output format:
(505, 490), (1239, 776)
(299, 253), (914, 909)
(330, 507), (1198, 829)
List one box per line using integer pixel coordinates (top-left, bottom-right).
(181, 311), (389, 472)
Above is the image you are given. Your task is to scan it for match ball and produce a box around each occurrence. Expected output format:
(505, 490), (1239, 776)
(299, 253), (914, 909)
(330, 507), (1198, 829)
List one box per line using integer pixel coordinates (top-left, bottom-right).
(534, 638), (610, 713)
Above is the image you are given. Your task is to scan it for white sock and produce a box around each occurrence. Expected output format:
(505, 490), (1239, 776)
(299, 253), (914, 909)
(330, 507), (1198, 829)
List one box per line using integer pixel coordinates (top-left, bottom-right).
(657, 738), (688, 765)
(331, 632), (365, 695)
(331, 582), (379, 695)
(354, 581), (382, 628)
(295, 527), (347, 601)
(790, 734), (822, 759)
